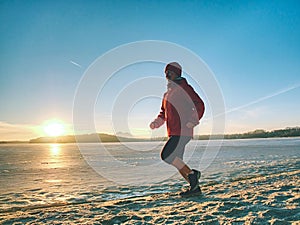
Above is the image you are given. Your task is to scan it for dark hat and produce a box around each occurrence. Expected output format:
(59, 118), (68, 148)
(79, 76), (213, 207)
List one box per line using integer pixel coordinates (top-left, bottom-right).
(165, 62), (182, 76)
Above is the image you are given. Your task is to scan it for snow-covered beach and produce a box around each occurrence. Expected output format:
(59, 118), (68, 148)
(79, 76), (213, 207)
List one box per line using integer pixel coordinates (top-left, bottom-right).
(1, 138), (299, 224)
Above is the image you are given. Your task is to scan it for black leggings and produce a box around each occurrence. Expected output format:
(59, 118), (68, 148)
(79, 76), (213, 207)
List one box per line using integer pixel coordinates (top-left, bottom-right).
(161, 136), (192, 164)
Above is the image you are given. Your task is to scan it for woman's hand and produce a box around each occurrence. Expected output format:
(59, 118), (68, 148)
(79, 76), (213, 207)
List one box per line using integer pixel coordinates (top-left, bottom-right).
(150, 122), (156, 129)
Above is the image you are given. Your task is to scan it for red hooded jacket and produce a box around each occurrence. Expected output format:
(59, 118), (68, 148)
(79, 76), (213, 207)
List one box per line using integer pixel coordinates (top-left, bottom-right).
(152, 78), (205, 137)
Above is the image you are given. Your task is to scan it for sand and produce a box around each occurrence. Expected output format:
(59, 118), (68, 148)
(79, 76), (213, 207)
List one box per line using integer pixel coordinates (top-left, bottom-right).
(1, 169), (299, 224)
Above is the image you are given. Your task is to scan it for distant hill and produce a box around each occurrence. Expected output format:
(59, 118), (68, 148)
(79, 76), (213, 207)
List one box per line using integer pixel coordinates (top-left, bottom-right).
(195, 127), (300, 140)
(1, 126), (299, 144)
(0, 141), (28, 144)
(29, 133), (148, 143)
(116, 132), (133, 138)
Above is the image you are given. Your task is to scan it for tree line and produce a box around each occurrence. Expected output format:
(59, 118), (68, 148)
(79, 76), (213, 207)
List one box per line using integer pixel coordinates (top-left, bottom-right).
(195, 127), (300, 140)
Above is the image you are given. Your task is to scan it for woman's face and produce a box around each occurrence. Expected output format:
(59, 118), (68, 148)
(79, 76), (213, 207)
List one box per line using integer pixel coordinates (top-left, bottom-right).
(165, 70), (179, 81)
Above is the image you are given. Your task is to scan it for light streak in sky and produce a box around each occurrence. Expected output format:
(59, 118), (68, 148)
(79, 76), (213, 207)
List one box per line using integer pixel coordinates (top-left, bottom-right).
(225, 84), (300, 115)
(205, 84), (300, 120)
(70, 60), (82, 68)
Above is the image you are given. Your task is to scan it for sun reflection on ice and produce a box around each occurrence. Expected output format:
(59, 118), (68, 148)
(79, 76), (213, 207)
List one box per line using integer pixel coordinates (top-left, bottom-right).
(50, 144), (61, 156)
(44, 144), (65, 170)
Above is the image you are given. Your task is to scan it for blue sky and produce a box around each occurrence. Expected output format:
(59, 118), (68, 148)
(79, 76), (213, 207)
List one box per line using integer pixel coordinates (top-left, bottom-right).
(1, 0), (300, 140)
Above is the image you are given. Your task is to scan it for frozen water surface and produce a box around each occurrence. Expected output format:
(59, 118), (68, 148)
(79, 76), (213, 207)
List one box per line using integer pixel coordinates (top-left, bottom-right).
(0, 138), (299, 224)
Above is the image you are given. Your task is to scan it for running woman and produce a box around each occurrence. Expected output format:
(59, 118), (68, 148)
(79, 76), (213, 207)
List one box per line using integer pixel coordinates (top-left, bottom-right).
(150, 62), (205, 196)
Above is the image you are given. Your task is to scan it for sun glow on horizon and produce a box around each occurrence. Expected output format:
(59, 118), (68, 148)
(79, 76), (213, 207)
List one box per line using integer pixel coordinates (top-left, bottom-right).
(43, 120), (66, 137)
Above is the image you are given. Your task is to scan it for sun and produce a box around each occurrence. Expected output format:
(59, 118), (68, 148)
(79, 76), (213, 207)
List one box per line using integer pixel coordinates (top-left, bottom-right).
(43, 120), (66, 137)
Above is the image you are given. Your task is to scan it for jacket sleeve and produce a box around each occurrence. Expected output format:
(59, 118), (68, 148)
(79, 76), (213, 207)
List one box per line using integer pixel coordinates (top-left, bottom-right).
(151, 93), (166, 128)
(187, 85), (205, 125)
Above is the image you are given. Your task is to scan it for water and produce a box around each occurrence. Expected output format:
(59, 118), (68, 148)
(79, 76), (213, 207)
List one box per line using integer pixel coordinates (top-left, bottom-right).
(0, 138), (299, 224)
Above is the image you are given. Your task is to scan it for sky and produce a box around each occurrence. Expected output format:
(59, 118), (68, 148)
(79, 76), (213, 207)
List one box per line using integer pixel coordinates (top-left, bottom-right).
(1, 0), (300, 141)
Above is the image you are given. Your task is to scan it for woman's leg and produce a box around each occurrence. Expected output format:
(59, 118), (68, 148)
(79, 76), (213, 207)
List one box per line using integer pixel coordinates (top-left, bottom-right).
(161, 136), (192, 182)
(172, 157), (192, 182)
